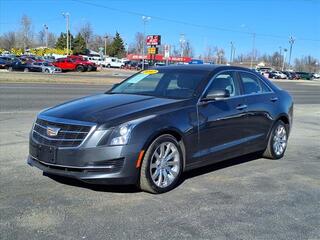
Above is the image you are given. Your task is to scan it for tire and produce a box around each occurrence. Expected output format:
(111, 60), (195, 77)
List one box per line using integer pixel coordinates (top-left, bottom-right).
(107, 64), (111, 68)
(44, 69), (50, 73)
(8, 67), (13, 72)
(24, 68), (29, 72)
(76, 65), (84, 72)
(87, 65), (92, 72)
(263, 120), (288, 159)
(139, 134), (183, 194)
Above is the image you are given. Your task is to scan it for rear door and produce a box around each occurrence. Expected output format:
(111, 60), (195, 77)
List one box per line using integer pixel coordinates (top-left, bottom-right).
(195, 71), (247, 165)
(238, 71), (275, 153)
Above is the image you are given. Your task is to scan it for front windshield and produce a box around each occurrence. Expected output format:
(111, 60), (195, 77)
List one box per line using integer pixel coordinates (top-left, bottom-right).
(110, 69), (209, 99)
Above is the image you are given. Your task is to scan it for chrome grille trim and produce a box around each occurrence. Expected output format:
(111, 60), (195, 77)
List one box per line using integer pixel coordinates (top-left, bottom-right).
(32, 129), (83, 142)
(32, 115), (97, 148)
(34, 122), (90, 134)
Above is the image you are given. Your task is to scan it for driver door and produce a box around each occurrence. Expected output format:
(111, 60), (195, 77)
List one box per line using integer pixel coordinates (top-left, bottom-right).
(195, 71), (248, 165)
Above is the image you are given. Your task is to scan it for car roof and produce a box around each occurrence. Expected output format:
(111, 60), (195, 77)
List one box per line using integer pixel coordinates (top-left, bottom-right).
(153, 64), (253, 73)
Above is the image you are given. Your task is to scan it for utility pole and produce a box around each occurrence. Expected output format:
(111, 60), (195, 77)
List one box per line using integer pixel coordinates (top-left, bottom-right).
(142, 16), (151, 70)
(288, 36), (295, 68)
(62, 12), (70, 56)
(282, 48), (288, 71)
(230, 41), (234, 64)
(250, 32), (256, 69)
(104, 35), (108, 56)
(43, 24), (48, 48)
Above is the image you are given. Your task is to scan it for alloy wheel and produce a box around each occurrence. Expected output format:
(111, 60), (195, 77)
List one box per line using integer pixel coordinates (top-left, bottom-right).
(149, 142), (181, 188)
(273, 125), (287, 156)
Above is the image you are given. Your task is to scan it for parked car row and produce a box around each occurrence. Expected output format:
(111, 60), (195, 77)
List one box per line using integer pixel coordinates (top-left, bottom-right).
(0, 55), (61, 73)
(0, 54), (99, 73)
(256, 67), (319, 80)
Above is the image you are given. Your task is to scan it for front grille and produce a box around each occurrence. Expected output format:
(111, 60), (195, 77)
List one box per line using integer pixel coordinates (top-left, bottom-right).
(32, 118), (93, 148)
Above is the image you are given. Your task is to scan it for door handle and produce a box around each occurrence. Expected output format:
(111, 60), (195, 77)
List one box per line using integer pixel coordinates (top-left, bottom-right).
(270, 97), (278, 102)
(236, 104), (248, 110)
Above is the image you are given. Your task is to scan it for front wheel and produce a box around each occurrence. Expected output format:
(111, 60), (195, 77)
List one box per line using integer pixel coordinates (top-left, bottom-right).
(139, 134), (183, 194)
(76, 65), (84, 72)
(263, 120), (288, 159)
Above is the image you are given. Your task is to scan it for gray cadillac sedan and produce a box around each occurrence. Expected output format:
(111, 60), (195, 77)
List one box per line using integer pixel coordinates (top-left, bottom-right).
(28, 65), (293, 193)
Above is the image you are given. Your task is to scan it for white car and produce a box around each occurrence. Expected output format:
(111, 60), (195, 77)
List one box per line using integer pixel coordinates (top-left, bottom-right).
(82, 56), (104, 66)
(313, 73), (320, 79)
(103, 57), (125, 68)
(271, 71), (287, 79)
(33, 62), (61, 73)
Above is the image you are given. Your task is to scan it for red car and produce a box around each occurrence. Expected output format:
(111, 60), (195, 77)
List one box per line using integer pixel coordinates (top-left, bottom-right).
(53, 58), (90, 72)
(67, 55), (97, 71)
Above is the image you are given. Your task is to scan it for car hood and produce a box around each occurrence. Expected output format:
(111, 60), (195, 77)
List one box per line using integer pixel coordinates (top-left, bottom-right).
(40, 93), (184, 125)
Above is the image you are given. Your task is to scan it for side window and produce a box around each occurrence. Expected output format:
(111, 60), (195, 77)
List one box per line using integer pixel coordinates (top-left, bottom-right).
(240, 72), (271, 94)
(206, 72), (239, 97)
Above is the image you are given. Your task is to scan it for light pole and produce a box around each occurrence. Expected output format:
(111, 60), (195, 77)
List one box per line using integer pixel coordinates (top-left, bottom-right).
(62, 12), (70, 56)
(142, 16), (151, 70)
(288, 36), (295, 68)
(43, 24), (48, 48)
(104, 35), (108, 56)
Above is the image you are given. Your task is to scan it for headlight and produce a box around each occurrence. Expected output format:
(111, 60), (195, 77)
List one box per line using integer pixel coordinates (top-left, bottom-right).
(109, 123), (134, 146)
(97, 115), (156, 146)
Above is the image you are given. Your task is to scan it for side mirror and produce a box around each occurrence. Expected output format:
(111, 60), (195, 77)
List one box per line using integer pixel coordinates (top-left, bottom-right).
(202, 89), (230, 102)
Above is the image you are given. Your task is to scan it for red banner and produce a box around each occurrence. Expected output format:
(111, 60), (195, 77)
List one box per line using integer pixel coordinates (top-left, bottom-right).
(127, 54), (191, 63)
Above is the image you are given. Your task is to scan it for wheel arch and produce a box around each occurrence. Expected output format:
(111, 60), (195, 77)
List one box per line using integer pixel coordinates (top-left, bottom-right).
(267, 114), (291, 141)
(141, 127), (187, 171)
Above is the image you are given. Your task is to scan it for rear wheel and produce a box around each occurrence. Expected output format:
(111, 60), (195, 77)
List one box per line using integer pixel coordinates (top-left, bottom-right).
(87, 65), (93, 71)
(139, 134), (183, 194)
(24, 68), (29, 72)
(107, 64), (111, 68)
(76, 65), (84, 72)
(263, 120), (288, 159)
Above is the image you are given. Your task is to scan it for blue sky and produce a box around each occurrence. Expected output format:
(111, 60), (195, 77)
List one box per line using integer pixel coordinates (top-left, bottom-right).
(0, 0), (319, 60)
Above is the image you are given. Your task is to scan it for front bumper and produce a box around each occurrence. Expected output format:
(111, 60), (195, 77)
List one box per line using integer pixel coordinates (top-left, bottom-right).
(28, 139), (140, 185)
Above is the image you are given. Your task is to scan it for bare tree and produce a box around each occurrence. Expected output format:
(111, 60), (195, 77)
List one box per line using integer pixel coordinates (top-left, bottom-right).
(18, 15), (34, 49)
(171, 45), (180, 57)
(215, 47), (226, 64)
(0, 32), (16, 50)
(183, 41), (193, 57)
(79, 22), (93, 48)
(129, 32), (144, 54)
(88, 35), (105, 52)
(47, 32), (56, 48)
(294, 55), (318, 72)
(38, 30), (45, 46)
(203, 46), (216, 62)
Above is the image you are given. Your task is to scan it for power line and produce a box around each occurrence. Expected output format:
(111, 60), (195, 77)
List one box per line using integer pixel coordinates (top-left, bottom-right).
(71, 0), (320, 42)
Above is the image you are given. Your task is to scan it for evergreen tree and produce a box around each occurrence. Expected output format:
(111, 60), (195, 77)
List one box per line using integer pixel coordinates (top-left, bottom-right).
(55, 32), (73, 50)
(107, 32), (125, 58)
(73, 33), (86, 55)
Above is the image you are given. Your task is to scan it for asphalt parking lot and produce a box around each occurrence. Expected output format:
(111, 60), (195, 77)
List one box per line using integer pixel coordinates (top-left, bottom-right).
(0, 79), (319, 239)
